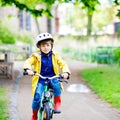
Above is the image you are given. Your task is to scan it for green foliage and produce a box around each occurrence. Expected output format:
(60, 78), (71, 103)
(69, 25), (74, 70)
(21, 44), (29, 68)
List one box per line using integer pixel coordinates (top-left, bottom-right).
(0, 0), (120, 19)
(93, 6), (115, 31)
(59, 36), (95, 62)
(0, 21), (33, 45)
(0, 87), (9, 120)
(62, 46), (94, 62)
(114, 0), (120, 5)
(57, 36), (120, 64)
(16, 31), (33, 44)
(82, 67), (120, 108)
(81, 0), (100, 15)
(65, 5), (87, 31)
(114, 0), (120, 19)
(93, 46), (120, 65)
(90, 51), (96, 62)
(0, 0), (100, 18)
(61, 43), (117, 65)
(0, 22), (16, 44)
(113, 47), (120, 63)
(96, 47), (114, 64)
(62, 0), (100, 13)
(0, 0), (118, 37)
(64, 4), (115, 34)
(0, 0), (55, 17)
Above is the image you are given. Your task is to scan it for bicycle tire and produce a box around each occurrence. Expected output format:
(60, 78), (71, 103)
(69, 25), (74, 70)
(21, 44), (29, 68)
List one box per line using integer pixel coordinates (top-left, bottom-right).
(44, 103), (51, 120)
(39, 103), (51, 120)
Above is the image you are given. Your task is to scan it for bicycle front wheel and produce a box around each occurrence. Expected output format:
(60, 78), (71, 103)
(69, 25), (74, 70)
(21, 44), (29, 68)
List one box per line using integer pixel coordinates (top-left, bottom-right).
(39, 103), (51, 120)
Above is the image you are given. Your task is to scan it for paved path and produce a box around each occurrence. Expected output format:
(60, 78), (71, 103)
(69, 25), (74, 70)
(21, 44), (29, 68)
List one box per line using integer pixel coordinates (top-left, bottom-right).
(10, 60), (120, 120)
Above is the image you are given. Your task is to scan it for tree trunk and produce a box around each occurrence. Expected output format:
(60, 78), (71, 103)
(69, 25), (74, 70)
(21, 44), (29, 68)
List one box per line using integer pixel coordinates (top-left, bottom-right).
(47, 17), (52, 33)
(35, 18), (40, 34)
(87, 14), (92, 36)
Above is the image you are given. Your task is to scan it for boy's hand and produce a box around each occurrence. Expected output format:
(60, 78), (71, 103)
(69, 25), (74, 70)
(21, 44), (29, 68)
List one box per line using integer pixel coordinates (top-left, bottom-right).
(26, 69), (34, 76)
(62, 73), (69, 79)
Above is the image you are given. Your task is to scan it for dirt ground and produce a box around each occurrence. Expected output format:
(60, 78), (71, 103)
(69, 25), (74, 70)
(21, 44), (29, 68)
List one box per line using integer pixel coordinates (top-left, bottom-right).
(1, 60), (120, 120)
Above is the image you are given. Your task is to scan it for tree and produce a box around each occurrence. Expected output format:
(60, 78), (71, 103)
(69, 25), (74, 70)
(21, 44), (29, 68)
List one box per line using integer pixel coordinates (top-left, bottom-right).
(61, 0), (120, 36)
(92, 5), (115, 33)
(114, 0), (120, 19)
(0, 0), (57, 33)
(0, 0), (55, 17)
(79, 0), (99, 36)
(0, 0), (120, 36)
(65, 4), (115, 35)
(63, 0), (100, 36)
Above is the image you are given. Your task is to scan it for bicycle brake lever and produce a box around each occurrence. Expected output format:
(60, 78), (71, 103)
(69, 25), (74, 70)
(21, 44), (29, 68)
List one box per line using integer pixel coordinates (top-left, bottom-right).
(23, 71), (28, 75)
(33, 71), (37, 75)
(64, 80), (68, 83)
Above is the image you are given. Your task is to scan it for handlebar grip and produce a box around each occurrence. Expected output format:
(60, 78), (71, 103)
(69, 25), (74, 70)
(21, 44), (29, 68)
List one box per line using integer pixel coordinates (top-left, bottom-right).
(23, 71), (28, 75)
(59, 74), (63, 79)
(59, 74), (69, 80)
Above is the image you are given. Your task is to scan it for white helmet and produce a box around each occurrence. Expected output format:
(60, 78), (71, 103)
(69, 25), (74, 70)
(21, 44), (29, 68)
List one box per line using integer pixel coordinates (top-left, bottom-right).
(36, 32), (54, 48)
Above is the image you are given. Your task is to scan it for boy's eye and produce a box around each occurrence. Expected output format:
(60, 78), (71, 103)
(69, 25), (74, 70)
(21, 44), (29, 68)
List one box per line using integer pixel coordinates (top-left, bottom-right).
(42, 44), (50, 47)
(46, 44), (50, 46)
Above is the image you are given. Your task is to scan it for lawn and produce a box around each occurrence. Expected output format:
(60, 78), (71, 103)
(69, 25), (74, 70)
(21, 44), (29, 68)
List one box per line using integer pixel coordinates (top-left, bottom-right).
(81, 66), (120, 108)
(0, 86), (9, 120)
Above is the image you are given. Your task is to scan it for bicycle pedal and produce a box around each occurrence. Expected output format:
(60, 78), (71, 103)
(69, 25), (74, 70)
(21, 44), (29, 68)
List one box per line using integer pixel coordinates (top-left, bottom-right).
(53, 110), (61, 114)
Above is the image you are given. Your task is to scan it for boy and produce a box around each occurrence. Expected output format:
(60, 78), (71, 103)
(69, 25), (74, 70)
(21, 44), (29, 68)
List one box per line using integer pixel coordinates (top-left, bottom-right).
(23, 32), (71, 120)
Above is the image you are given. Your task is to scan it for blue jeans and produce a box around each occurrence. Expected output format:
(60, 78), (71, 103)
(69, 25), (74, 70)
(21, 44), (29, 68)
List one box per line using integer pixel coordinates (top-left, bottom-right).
(32, 78), (61, 110)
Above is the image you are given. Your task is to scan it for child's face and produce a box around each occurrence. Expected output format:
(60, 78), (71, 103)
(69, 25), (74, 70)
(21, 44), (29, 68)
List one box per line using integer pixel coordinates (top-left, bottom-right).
(38, 41), (52, 54)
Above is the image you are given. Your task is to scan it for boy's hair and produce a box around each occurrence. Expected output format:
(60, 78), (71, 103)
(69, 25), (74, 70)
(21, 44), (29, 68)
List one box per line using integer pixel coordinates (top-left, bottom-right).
(36, 33), (54, 48)
(38, 39), (53, 46)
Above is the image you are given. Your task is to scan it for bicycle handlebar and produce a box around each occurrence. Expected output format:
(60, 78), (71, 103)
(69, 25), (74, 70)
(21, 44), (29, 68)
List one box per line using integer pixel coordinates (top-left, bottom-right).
(23, 71), (68, 83)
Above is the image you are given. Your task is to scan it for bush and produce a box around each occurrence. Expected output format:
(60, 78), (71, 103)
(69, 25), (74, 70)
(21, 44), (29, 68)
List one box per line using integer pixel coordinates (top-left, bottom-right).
(62, 47), (93, 62)
(96, 47), (114, 64)
(113, 47), (120, 63)
(16, 31), (33, 44)
(0, 22), (15, 44)
(0, 21), (33, 45)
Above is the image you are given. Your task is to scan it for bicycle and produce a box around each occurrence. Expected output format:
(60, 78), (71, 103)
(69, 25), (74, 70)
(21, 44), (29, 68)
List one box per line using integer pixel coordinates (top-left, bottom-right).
(23, 71), (68, 120)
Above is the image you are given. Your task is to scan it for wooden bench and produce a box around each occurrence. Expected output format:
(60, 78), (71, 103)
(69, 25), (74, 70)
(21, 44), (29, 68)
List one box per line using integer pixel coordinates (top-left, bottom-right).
(0, 62), (14, 79)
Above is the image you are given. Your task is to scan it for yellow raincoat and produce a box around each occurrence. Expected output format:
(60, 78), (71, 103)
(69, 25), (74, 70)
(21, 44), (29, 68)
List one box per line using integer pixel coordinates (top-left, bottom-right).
(23, 51), (71, 96)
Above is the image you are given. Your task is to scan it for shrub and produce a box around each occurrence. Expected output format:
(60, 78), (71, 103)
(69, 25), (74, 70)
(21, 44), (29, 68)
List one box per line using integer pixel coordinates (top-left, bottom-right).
(96, 47), (114, 64)
(16, 31), (33, 44)
(0, 22), (15, 44)
(0, 21), (33, 45)
(113, 47), (120, 63)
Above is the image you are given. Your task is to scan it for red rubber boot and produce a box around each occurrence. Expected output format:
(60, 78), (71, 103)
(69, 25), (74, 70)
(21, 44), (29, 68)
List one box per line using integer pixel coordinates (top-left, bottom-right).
(31, 110), (38, 120)
(54, 96), (61, 114)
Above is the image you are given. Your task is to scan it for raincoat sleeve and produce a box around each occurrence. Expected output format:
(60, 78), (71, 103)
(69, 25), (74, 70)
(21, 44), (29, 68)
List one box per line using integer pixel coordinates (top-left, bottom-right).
(23, 54), (37, 70)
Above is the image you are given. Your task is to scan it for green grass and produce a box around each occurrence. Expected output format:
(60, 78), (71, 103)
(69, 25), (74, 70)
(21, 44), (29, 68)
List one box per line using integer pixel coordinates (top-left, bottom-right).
(81, 66), (120, 108)
(0, 87), (9, 120)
